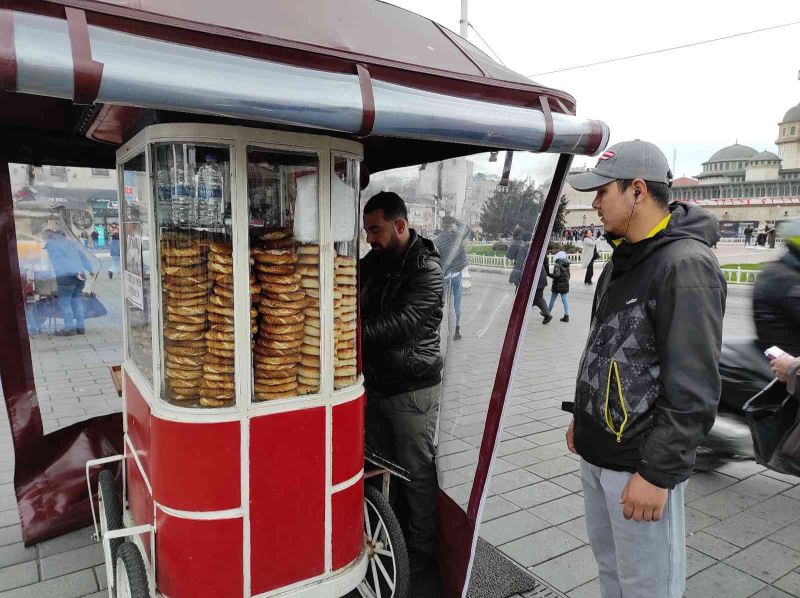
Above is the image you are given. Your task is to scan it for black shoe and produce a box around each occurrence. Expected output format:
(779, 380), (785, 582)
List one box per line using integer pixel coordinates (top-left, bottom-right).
(454, 326), (462, 341)
(585, 281), (593, 285)
(543, 315), (553, 324)
(76, 328), (85, 335)
(560, 315), (569, 322)
(55, 329), (76, 337)
(108, 270), (113, 279)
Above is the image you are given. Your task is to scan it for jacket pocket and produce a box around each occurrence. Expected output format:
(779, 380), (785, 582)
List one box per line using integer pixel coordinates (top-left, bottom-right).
(603, 358), (630, 443)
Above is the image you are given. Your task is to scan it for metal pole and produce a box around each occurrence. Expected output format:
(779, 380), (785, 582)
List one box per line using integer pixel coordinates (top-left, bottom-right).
(460, 0), (468, 39)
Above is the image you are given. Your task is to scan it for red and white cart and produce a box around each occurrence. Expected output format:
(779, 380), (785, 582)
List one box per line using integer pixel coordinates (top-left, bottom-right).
(0, 2), (608, 597)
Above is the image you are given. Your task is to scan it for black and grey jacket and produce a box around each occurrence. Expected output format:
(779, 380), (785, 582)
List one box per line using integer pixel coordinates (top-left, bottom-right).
(571, 203), (727, 489)
(360, 230), (444, 395)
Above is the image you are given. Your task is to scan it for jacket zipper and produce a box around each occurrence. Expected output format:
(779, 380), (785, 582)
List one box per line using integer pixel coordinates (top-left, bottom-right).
(604, 358), (629, 443)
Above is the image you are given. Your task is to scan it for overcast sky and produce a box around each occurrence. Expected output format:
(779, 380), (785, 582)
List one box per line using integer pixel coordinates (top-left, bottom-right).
(387, 0), (800, 179)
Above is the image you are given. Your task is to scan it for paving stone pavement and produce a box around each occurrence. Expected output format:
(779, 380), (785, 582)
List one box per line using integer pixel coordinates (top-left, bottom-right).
(0, 258), (797, 597)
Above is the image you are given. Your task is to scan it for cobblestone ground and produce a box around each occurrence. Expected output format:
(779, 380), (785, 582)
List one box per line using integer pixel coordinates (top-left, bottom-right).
(0, 247), (797, 597)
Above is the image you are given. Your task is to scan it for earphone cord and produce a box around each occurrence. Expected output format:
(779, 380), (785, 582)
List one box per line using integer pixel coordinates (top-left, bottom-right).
(622, 197), (636, 240)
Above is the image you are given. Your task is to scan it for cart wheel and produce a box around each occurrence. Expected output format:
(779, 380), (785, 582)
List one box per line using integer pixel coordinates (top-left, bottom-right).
(98, 469), (124, 563)
(114, 542), (149, 598)
(358, 484), (409, 598)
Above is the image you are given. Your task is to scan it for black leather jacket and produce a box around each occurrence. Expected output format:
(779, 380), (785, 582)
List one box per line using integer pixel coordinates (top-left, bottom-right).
(753, 247), (800, 357)
(360, 230), (444, 394)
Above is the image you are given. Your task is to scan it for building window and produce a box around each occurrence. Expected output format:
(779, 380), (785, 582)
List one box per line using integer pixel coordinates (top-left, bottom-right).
(91, 168), (110, 177)
(47, 166), (67, 182)
(792, 126), (797, 135)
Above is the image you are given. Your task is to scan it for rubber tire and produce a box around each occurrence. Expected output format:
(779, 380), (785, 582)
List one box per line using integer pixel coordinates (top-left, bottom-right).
(115, 542), (149, 598)
(363, 484), (410, 598)
(98, 469), (124, 566)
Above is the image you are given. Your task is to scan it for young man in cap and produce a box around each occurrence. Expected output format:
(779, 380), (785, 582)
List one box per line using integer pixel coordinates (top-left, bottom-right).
(564, 140), (726, 597)
(360, 191), (444, 572)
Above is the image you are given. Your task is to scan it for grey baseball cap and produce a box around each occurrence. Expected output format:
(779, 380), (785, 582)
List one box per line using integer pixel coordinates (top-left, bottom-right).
(568, 140), (673, 191)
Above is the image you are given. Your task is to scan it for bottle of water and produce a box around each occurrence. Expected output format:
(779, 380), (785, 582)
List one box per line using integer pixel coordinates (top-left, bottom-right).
(169, 147), (195, 226)
(196, 156), (224, 228)
(156, 168), (173, 226)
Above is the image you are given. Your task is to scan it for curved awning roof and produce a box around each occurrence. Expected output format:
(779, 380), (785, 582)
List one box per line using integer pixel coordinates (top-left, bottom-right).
(0, 1), (609, 172)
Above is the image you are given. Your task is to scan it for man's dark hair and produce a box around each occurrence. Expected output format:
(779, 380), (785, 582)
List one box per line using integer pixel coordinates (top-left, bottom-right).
(617, 179), (670, 210)
(364, 191), (408, 221)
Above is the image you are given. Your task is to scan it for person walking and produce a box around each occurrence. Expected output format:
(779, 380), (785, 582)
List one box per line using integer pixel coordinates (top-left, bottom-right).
(507, 232), (551, 323)
(743, 225), (753, 247)
(360, 191), (443, 574)
(547, 250), (570, 322)
(44, 229), (94, 336)
(564, 140), (726, 598)
(581, 229), (598, 285)
(434, 219), (469, 341)
(766, 221), (777, 249)
(90, 228), (99, 249)
(108, 225), (120, 279)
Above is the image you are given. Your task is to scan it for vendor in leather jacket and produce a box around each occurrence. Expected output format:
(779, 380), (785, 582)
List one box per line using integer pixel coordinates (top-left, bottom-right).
(360, 191), (444, 570)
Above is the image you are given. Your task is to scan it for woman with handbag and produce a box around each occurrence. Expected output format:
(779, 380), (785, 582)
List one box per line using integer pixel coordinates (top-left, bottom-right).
(766, 354), (800, 475)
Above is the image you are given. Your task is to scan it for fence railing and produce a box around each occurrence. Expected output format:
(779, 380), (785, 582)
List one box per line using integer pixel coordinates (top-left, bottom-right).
(721, 268), (760, 284)
(467, 251), (613, 269)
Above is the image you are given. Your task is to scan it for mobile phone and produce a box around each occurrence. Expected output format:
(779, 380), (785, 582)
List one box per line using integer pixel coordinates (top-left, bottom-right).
(764, 346), (787, 360)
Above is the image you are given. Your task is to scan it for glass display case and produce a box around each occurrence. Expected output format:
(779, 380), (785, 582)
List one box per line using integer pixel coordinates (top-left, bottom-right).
(153, 143), (235, 408)
(119, 125), (364, 411)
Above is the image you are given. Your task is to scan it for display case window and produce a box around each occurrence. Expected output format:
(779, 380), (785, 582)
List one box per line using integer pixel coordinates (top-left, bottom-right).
(153, 143), (236, 408)
(331, 155), (360, 390)
(247, 147), (320, 402)
(121, 153), (153, 382)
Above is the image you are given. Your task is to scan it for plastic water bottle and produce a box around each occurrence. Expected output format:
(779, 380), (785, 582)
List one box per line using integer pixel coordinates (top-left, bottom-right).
(156, 168), (173, 226)
(196, 156), (224, 228)
(170, 165), (195, 226)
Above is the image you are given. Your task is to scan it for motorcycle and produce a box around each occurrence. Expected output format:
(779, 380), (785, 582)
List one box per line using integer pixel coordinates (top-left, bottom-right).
(701, 337), (774, 459)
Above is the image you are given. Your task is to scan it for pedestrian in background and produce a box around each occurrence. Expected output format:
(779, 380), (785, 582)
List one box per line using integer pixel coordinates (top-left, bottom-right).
(581, 229), (598, 285)
(434, 219), (468, 341)
(547, 250), (570, 322)
(108, 225), (120, 279)
(565, 140), (726, 598)
(44, 229), (94, 336)
(744, 225), (753, 247)
(90, 228), (99, 249)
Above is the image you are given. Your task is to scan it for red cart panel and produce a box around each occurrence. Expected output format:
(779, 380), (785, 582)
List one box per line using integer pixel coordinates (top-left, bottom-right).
(332, 394), (364, 486)
(155, 509), (243, 598)
(151, 418), (240, 512)
(125, 375), (151, 480)
(250, 407), (326, 594)
(331, 476), (364, 571)
(126, 454), (153, 562)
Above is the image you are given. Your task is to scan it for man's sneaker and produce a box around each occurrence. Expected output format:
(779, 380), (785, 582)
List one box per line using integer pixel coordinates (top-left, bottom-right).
(543, 315), (553, 324)
(560, 315), (569, 322)
(108, 270), (113, 279)
(76, 328), (86, 335)
(454, 326), (462, 341)
(55, 329), (76, 337)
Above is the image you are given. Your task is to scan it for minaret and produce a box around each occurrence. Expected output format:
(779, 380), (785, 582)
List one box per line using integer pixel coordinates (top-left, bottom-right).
(776, 74), (800, 170)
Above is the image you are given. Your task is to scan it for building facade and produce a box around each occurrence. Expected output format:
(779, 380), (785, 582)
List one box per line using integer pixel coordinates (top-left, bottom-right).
(563, 100), (800, 232)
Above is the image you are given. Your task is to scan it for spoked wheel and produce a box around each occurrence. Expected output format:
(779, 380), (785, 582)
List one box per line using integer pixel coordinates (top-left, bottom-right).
(114, 542), (149, 598)
(357, 484), (409, 598)
(98, 469), (124, 569)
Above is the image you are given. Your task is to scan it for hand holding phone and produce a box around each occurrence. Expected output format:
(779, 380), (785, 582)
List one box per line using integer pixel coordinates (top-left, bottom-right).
(765, 346), (787, 361)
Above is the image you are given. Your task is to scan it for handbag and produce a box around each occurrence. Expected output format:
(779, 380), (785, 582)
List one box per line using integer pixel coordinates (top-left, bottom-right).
(743, 379), (800, 474)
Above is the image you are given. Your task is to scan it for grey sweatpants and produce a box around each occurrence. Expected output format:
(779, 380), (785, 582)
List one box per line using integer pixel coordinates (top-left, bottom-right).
(580, 460), (687, 598)
(365, 384), (440, 555)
